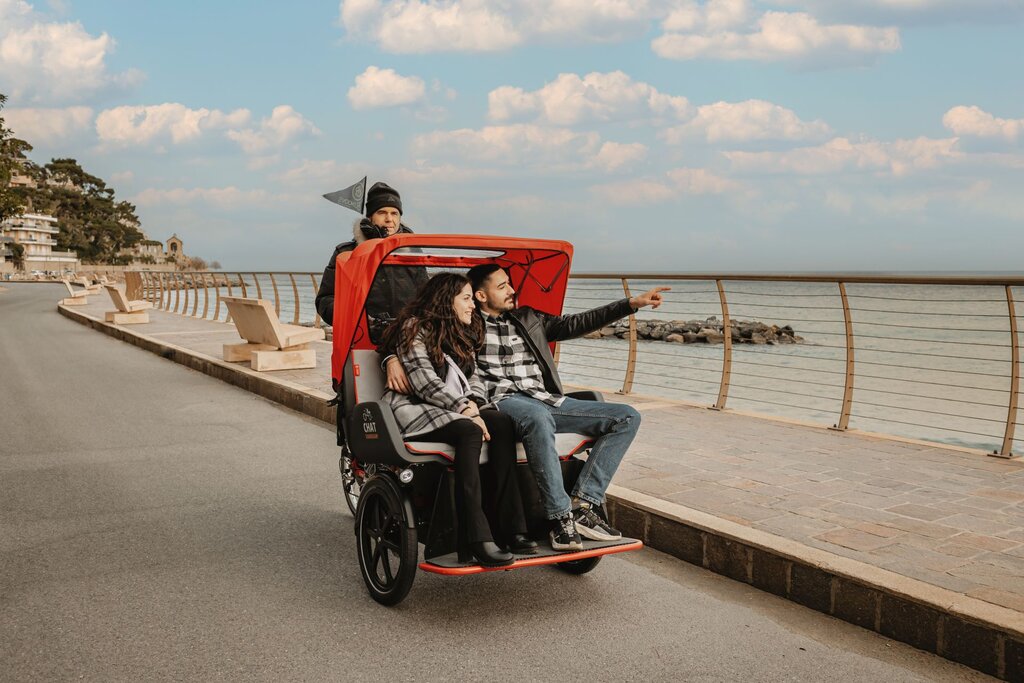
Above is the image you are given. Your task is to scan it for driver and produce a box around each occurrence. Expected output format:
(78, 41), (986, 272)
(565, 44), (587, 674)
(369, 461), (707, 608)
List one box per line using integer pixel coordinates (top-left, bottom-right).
(315, 181), (429, 390)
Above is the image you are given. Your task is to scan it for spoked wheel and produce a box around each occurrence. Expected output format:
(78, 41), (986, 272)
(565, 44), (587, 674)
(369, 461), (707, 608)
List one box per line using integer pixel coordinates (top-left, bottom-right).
(555, 555), (602, 575)
(339, 448), (363, 516)
(355, 476), (418, 606)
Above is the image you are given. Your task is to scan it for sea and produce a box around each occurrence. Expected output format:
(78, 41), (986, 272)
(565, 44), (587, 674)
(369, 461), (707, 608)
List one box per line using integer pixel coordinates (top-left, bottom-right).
(170, 273), (1024, 455)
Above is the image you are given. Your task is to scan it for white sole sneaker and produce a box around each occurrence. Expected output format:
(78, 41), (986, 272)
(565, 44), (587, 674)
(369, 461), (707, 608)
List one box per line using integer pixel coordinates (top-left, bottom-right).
(549, 530), (583, 551)
(573, 510), (622, 541)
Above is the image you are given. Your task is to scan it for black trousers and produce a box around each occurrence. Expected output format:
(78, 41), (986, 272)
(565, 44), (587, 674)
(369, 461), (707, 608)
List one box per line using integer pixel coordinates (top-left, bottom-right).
(417, 409), (529, 544)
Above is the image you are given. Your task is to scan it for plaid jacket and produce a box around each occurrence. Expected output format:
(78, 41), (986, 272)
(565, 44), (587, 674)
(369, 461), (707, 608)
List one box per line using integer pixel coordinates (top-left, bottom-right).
(477, 298), (636, 402)
(477, 313), (563, 406)
(383, 332), (487, 438)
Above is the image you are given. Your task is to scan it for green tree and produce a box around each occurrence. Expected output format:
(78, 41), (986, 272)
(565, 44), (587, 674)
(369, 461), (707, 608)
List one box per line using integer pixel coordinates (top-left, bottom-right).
(0, 93), (32, 222)
(9, 241), (24, 271)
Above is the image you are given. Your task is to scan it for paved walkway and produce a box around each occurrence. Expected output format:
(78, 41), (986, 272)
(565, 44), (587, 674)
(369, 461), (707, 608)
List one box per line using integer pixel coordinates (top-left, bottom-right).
(64, 292), (1024, 617)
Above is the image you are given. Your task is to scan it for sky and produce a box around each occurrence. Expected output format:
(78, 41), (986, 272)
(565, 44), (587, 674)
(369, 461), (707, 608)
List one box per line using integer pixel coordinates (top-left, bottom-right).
(2, 0), (1023, 272)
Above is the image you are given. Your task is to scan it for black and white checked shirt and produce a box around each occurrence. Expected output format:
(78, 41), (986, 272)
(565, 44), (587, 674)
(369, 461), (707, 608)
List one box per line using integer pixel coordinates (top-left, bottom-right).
(476, 312), (564, 407)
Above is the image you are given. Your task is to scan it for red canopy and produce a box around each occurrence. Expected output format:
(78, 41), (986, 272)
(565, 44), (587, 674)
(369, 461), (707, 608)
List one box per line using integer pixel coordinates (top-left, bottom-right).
(331, 234), (574, 385)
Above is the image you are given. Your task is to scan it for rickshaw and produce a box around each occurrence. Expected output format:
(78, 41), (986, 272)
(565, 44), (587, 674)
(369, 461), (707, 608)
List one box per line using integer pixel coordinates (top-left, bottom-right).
(332, 234), (643, 605)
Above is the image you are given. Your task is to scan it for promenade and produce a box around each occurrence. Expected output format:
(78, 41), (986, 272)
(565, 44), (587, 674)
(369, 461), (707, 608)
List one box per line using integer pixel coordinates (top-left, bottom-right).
(15, 282), (1024, 678)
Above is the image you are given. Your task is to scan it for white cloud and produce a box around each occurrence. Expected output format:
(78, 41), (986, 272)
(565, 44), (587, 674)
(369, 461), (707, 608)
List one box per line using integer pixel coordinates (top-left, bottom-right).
(591, 142), (648, 172)
(110, 170), (134, 185)
(662, 99), (831, 143)
(943, 105), (1022, 143)
(724, 136), (961, 176)
(132, 186), (283, 209)
(95, 103), (251, 146)
(592, 166), (741, 205)
(3, 105), (92, 142)
(663, 0), (750, 32)
(666, 167), (741, 194)
(348, 66), (427, 109)
(225, 105), (321, 154)
(339, 0), (659, 53)
(0, 0), (143, 104)
(777, 0), (1024, 25)
(488, 71), (690, 125)
(653, 8), (900, 65)
(412, 124), (603, 167)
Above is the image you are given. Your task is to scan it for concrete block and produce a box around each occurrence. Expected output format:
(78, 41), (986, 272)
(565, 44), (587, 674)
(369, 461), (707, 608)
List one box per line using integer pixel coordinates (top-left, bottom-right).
(790, 563), (833, 614)
(879, 595), (940, 654)
(1005, 637), (1024, 683)
(610, 502), (648, 543)
(223, 341), (275, 362)
(60, 297), (88, 306)
(104, 310), (149, 324)
(832, 581), (880, 631)
(251, 348), (317, 372)
(940, 617), (1000, 678)
(705, 534), (750, 583)
(648, 516), (703, 565)
(751, 548), (789, 598)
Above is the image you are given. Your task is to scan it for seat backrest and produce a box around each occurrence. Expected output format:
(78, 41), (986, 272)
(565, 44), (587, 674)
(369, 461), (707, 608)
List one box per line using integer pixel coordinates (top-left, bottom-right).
(221, 296), (287, 348)
(104, 284), (130, 312)
(62, 279), (75, 295)
(350, 349), (386, 405)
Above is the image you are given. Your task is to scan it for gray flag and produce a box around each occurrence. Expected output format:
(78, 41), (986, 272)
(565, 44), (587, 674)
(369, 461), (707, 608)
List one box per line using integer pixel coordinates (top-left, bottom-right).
(323, 176), (367, 214)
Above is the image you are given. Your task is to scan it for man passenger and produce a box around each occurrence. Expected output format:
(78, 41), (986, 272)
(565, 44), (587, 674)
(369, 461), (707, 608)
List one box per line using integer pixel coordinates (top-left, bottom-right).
(467, 264), (669, 550)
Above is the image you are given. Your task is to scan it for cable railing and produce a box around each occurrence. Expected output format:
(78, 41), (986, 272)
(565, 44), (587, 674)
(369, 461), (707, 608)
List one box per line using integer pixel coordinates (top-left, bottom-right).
(131, 270), (1024, 458)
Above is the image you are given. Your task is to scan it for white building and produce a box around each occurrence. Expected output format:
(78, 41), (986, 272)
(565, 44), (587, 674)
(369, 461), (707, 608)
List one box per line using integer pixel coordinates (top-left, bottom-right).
(0, 213), (79, 272)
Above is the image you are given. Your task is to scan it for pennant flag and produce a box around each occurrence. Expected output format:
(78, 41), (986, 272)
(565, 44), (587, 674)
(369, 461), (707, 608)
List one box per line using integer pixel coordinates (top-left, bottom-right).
(323, 176), (367, 214)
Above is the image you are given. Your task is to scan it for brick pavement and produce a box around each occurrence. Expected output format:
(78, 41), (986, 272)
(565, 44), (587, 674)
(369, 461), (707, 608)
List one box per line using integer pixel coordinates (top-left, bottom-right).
(67, 295), (1024, 616)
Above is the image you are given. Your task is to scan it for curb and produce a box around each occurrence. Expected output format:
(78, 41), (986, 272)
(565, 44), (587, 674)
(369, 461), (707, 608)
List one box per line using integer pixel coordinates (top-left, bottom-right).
(58, 303), (1024, 680)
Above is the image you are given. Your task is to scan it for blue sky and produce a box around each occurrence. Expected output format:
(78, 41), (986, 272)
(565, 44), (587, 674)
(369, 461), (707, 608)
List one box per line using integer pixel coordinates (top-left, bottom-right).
(2, 0), (1023, 271)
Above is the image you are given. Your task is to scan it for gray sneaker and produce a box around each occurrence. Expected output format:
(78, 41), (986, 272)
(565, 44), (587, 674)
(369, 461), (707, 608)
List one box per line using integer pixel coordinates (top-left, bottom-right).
(573, 505), (621, 541)
(549, 514), (583, 551)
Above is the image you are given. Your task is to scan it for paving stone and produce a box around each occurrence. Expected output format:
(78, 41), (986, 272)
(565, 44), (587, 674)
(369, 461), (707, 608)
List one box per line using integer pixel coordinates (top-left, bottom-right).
(940, 513), (1018, 536)
(965, 586), (1024, 612)
(950, 532), (1021, 552)
(884, 503), (955, 522)
(815, 528), (897, 552)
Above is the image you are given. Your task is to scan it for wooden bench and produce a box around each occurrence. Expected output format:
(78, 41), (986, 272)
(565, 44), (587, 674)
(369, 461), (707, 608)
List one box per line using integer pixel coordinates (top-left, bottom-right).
(104, 284), (152, 324)
(60, 279), (89, 306)
(221, 296), (325, 371)
(75, 276), (102, 293)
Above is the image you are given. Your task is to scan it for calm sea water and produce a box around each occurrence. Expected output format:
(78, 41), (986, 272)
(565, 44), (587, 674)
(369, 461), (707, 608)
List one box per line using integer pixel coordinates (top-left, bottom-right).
(170, 275), (1023, 454)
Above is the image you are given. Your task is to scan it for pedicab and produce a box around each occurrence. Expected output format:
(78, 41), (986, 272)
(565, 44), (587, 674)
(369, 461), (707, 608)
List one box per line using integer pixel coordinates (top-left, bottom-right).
(332, 234), (643, 605)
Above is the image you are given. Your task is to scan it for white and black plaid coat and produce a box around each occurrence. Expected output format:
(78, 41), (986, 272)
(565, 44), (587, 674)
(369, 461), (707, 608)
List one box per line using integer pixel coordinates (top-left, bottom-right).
(382, 332), (487, 438)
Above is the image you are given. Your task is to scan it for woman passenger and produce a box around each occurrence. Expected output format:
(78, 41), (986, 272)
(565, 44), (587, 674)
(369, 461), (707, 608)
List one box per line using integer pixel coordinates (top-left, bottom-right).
(380, 273), (537, 567)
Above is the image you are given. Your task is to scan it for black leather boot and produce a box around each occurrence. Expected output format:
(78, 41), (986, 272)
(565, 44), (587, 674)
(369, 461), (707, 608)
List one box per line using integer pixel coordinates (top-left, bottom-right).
(509, 534), (539, 554)
(471, 541), (514, 567)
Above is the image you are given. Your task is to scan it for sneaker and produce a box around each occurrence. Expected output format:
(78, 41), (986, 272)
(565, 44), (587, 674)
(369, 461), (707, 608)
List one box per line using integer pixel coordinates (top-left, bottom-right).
(573, 504), (622, 541)
(549, 514), (583, 551)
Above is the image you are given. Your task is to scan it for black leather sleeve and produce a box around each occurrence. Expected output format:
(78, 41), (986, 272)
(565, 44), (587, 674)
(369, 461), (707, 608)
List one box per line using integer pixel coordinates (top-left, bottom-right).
(315, 244), (345, 326)
(540, 298), (635, 342)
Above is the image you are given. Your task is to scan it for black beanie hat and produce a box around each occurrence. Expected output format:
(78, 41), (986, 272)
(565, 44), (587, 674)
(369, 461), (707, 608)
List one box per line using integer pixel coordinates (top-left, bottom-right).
(365, 181), (402, 217)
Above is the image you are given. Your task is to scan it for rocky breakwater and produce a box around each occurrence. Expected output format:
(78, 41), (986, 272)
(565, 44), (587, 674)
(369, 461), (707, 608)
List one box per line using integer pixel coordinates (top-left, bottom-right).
(585, 317), (804, 345)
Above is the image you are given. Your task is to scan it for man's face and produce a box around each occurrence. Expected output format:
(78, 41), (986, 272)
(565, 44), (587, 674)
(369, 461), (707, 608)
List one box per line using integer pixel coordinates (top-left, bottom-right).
(474, 269), (516, 314)
(370, 207), (401, 236)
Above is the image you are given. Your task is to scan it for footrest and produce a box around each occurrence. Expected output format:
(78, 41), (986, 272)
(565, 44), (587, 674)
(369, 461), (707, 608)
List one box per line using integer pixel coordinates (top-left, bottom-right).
(419, 538), (642, 575)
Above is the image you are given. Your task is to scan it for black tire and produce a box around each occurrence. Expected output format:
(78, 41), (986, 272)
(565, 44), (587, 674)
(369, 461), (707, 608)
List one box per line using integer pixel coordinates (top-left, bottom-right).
(339, 449), (361, 516)
(355, 476), (418, 606)
(555, 555), (602, 575)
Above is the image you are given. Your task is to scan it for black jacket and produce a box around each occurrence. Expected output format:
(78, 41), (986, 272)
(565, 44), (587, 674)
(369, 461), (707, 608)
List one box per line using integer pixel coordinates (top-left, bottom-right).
(499, 298), (635, 396)
(315, 219), (429, 326)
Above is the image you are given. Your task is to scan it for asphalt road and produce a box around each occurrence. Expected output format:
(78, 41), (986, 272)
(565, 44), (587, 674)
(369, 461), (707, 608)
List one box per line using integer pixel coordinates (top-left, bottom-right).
(0, 283), (989, 682)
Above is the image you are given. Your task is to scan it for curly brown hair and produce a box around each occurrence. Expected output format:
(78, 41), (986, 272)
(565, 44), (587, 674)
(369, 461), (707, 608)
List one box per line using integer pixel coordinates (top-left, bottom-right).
(380, 272), (483, 376)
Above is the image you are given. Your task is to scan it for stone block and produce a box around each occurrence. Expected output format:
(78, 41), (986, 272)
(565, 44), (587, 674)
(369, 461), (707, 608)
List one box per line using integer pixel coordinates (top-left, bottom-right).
(648, 515), (702, 565)
(751, 548), (789, 597)
(60, 297), (88, 306)
(611, 503), (648, 544)
(705, 535), (751, 583)
(223, 341), (275, 362)
(105, 310), (149, 324)
(833, 581), (880, 631)
(790, 563), (833, 614)
(940, 617), (1000, 678)
(251, 348), (317, 371)
(879, 595), (940, 653)
(1005, 637), (1024, 683)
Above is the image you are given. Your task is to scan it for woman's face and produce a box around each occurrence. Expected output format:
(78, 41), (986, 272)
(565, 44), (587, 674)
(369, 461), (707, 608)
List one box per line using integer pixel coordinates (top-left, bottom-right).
(453, 283), (475, 325)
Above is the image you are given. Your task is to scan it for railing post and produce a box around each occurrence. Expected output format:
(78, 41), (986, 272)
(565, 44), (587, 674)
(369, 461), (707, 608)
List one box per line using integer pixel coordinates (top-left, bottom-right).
(833, 282), (855, 431)
(289, 273), (300, 325)
(201, 272), (210, 319)
(269, 274), (280, 318)
(253, 273), (263, 300)
(620, 277), (637, 394)
(190, 273), (200, 317)
(310, 273), (322, 328)
(159, 272), (167, 310)
(998, 285), (1019, 457)
(174, 272), (183, 314)
(224, 274), (235, 324)
(238, 273), (248, 298)
(712, 279), (732, 410)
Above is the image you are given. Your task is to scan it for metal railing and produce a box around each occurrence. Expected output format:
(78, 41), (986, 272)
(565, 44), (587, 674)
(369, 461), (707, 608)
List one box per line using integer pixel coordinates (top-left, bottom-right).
(133, 270), (1024, 458)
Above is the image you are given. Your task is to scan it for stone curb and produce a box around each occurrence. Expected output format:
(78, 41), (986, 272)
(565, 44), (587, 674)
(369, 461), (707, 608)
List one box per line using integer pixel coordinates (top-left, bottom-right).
(58, 303), (1024, 681)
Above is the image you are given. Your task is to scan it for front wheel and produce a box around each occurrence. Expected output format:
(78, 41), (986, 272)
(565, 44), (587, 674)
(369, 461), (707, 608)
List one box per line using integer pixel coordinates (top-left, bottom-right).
(355, 476), (418, 606)
(555, 556), (602, 575)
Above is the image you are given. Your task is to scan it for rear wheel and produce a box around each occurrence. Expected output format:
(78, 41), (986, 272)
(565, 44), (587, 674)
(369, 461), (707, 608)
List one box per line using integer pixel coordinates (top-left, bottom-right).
(339, 449), (362, 515)
(355, 476), (418, 606)
(555, 555), (602, 575)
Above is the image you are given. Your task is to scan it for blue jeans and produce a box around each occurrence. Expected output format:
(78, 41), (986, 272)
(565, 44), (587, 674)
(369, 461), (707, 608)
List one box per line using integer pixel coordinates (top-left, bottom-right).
(497, 395), (641, 520)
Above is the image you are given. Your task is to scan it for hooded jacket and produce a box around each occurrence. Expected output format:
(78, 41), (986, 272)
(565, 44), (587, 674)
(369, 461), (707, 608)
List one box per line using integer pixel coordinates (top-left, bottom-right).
(315, 218), (429, 327)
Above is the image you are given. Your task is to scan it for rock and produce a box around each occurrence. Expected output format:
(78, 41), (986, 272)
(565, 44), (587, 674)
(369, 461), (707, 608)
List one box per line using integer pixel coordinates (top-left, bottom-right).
(683, 332), (699, 343)
(751, 333), (767, 344)
(665, 333), (685, 343)
(599, 326), (617, 337)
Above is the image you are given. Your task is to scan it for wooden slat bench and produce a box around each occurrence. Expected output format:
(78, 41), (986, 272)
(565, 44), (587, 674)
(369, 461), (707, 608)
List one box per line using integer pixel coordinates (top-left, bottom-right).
(60, 279), (89, 306)
(104, 284), (152, 324)
(221, 296), (325, 371)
